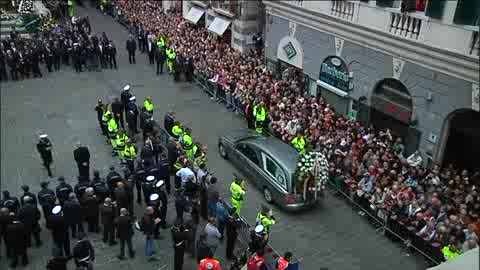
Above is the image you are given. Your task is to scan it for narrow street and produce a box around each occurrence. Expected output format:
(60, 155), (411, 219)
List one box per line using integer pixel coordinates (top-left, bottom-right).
(0, 5), (427, 270)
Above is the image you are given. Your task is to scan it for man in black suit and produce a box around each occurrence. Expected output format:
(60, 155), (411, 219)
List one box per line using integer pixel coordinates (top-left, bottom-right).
(155, 44), (166, 75)
(126, 35), (136, 64)
(73, 143), (90, 181)
(98, 42), (107, 69)
(146, 37), (155, 65)
(106, 41), (117, 69)
(115, 208), (135, 259)
(5, 213), (29, 267)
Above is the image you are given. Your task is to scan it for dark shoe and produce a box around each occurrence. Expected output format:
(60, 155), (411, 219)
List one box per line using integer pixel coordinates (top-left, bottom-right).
(129, 251), (135, 258)
(147, 257), (158, 261)
(109, 241), (118, 246)
(117, 255), (126, 260)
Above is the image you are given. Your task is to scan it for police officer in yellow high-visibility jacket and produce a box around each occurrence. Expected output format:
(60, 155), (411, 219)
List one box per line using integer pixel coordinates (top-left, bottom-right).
(67, 0), (74, 17)
(253, 101), (267, 134)
(185, 143), (198, 162)
(144, 96), (154, 114)
(101, 107), (112, 140)
(122, 141), (137, 173)
(171, 121), (183, 139)
(291, 131), (306, 155)
(442, 244), (460, 261)
(99, 0), (107, 14)
(156, 36), (166, 49)
(112, 132), (129, 158)
(256, 206), (276, 233)
(181, 128), (193, 150)
(107, 114), (119, 139)
(166, 47), (176, 73)
(230, 178), (246, 215)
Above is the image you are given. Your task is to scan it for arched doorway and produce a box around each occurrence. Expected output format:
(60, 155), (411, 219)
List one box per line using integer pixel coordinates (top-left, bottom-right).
(439, 109), (480, 170)
(370, 78), (420, 155)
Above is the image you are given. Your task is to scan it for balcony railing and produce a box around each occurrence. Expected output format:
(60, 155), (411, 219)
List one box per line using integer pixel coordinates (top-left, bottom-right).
(331, 0), (355, 22)
(388, 11), (423, 40)
(210, 0), (239, 16)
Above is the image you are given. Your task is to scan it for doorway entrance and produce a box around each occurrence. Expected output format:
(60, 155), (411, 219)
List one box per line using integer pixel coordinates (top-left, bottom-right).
(370, 79), (419, 155)
(440, 109), (480, 170)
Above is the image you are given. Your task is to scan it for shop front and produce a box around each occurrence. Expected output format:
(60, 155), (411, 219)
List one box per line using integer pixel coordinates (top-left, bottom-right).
(208, 15), (232, 44)
(274, 36), (304, 81)
(316, 55), (352, 115)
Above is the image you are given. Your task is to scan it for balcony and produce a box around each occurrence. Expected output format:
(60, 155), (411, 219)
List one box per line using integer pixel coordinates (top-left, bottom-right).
(388, 10), (423, 40)
(470, 31), (480, 57)
(210, 0), (239, 18)
(331, 0), (355, 22)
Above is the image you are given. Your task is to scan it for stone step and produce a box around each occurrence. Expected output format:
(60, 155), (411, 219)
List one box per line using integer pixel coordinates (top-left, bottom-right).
(0, 19), (17, 26)
(0, 26), (26, 34)
(0, 32), (31, 40)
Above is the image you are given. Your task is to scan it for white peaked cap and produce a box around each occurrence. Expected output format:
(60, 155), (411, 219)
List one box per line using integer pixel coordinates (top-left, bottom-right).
(129, 96), (136, 101)
(52, 205), (62, 215)
(149, 193), (159, 201)
(123, 84), (131, 91)
(39, 134), (48, 138)
(146, 175), (155, 182)
(255, 225), (265, 233)
(155, 180), (164, 188)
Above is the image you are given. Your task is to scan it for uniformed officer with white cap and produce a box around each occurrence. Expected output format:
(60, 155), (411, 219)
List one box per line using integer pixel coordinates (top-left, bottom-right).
(121, 84), (132, 116)
(148, 193), (162, 238)
(36, 134), (54, 177)
(153, 179), (168, 229)
(126, 95), (139, 136)
(48, 205), (71, 257)
(141, 175), (156, 205)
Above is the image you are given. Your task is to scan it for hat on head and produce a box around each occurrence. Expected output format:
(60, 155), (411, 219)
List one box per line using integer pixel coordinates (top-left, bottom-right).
(40, 181), (49, 188)
(39, 134), (48, 138)
(146, 176), (155, 182)
(155, 180), (164, 188)
(129, 96), (136, 101)
(255, 225), (265, 234)
(57, 176), (65, 182)
(149, 193), (159, 202)
(51, 205), (62, 215)
(123, 84), (131, 91)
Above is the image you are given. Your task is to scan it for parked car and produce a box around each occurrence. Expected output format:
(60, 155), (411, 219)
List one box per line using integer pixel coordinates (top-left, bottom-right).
(218, 129), (320, 211)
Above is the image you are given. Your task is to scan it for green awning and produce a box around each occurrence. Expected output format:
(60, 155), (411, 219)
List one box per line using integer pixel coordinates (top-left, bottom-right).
(453, 0), (480, 26)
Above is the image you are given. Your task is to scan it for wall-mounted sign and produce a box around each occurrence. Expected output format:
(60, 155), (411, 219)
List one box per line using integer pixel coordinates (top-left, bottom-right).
(319, 56), (351, 93)
(282, 42), (297, 59)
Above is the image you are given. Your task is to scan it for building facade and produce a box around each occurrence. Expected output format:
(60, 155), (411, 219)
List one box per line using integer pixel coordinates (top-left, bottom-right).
(263, 0), (479, 169)
(182, 0), (264, 53)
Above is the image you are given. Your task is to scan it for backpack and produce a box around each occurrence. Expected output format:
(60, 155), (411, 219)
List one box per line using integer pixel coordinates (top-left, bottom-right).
(247, 255), (265, 270)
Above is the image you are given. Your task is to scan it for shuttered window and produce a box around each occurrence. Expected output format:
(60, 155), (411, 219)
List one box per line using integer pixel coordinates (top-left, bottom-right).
(453, 0), (480, 26)
(425, 0), (446, 19)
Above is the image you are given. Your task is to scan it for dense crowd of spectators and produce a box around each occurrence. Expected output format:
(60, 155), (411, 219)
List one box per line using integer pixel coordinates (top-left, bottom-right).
(117, 0), (479, 259)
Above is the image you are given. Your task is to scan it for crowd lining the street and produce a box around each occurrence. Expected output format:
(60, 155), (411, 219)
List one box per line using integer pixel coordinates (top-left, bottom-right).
(116, 0), (480, 262)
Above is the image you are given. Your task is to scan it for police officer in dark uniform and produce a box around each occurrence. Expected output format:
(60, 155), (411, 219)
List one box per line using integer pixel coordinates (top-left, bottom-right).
(74, 143), (91, 181)
(48, 205), (71, 257)
(171, 222), (189, 270)
(74, 179), (89, 200)
(20, 185), (37, 206)
(72, 43), (82, 72)
(121, 84), (133, 117)
(90, 170), (108, 203)
(126, 35), (136, 64)
(173, 54), (182, 82)
(45, 44), (54, 72)
(31, 44), (42, 78)
(36, 134), (54, 177)
(38, 182), (56, 224)
(17, 196), (42, 248)
(53, 41), (62, 71)
(152, 180), (168, 229)
(184, 54), (194, 82)
(6, 49), (18, 80)
(55, 177), (73, 206)
(5, 213), (29, 267)
(142, 175), (156, 205)
(72, 232), (95, 269)
(126, 96), (139, 135)
(2, 191), (20, 213)
(134, 161), (146, 204)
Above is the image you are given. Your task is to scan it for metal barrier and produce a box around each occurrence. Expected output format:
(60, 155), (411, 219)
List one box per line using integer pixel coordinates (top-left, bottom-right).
(327, 177), (443, 266)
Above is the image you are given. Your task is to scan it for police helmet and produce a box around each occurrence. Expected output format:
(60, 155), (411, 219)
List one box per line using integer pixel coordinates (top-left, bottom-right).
(149, 193), (159, 202)
(51, 205), (62, 215)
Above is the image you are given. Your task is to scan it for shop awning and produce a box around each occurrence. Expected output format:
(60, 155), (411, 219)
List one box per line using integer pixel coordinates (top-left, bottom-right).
(316, 80), (349, 97)
(208, 17), (231, 36)
(184, 7), (205, 24)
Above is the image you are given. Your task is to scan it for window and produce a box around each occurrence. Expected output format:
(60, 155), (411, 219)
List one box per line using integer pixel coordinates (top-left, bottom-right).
(262, 154), (287, 187)
(236, 143), (260, 165)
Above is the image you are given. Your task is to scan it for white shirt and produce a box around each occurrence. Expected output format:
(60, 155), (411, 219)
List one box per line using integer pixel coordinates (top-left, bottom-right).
(176, 167), (195, 185)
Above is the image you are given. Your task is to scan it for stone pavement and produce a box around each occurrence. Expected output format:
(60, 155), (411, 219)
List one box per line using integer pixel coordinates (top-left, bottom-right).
(0, 4), (429, 270)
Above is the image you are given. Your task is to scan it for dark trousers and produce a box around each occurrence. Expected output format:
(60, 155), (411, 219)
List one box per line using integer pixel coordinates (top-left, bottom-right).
(54, 236), (71, 257)
(135, 181), (142, 203)
(114, 114), (125, 130)
(9, 250), (28, 267)
(43, 161), (53, 177)
(156, 61), (164, 75)
(78, 162), (90, 180)
(173, 246), (185, 270)
(69, 222), (84, 238)
(0, 67), (7, 81)
(86, 215), (99, 233)
(103, 224), (115, 244)
(32, 63), (42, 77)
(74, 60), (82, 72)
(109, 56), (117, 69)
(148, 53), (154, 64)
(54, 56), (61, 70)
(10, 67), (18, 80)
(226, 235), (236, 259)
(128, 51), (135, 64)
(119, 237), (134, 257)
(26, 228), (42, 247)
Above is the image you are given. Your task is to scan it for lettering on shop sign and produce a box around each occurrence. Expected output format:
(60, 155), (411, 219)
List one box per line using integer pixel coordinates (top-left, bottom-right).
(319, 56), (351, 92)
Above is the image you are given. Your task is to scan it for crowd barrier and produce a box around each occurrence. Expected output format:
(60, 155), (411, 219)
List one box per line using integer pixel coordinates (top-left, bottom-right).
(330, 178), (443, 266)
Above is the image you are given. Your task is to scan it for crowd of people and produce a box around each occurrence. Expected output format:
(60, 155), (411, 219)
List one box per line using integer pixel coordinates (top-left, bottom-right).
(116, 0), (479, 263)
(0, 14), (119, 82)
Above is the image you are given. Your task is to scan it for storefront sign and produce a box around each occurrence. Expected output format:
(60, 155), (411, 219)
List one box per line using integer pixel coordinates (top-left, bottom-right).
(319, 56), (351, 93)
(282, 41), (297, 59)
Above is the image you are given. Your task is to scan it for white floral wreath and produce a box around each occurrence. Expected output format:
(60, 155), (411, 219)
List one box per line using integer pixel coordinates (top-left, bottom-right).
(18, 0), (34, 15)
(296, 151), (329, 191)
